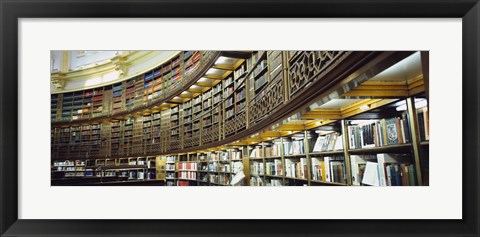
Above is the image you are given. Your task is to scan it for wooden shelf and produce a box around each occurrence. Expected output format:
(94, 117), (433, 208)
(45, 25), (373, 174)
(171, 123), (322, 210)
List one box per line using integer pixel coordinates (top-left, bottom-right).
(264, 174), (283, 178)
(348, 143), (412, 154)
(284, 154), (306, 158)
(310, 180), (347, 186)
(284, 177), (308, 181)
(264, 156), (281, 159)
(309, 150), (344, 156)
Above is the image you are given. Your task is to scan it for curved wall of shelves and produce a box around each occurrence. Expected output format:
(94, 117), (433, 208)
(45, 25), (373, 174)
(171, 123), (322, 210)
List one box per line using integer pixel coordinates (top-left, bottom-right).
(51, 51), (181, 93)
(51, 51), (429, 186)
(52, 51), (221, 124)
(51, 51), (417, 157)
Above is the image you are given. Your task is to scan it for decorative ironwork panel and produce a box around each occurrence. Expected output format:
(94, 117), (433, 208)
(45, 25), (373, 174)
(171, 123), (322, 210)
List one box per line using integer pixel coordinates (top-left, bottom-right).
(191, 131), (200, 146)
(202, 127), (214, 144)
(249, 76), (284, 125)
(235, 111), (246, 132)
(288, 51), (351, 98)
(225, 118), (236, 135)
(184, 137), (193, 148)
(170, 139), (181, 150)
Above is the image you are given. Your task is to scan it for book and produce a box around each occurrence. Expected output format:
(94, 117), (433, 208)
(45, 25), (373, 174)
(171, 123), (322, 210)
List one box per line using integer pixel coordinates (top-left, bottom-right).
(408, 164), (417, 186)
(385, 118), (399, 145)
(350, 155), (375, 185)
(324, 157), (331, 182)
(361, 161), (380, 186)
(349, 117), (409, 149)
(312, 132), (342, 152)
(311, 157), (325, 181)
(376, 153), (410, 186)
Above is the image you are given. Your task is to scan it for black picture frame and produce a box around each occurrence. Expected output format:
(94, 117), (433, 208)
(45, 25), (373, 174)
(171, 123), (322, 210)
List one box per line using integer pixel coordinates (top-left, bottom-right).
(1, 0), (479, 236)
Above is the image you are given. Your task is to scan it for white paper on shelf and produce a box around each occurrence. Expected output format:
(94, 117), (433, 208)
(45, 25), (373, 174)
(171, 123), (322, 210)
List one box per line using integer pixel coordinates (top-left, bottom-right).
(361, 161), (380, 186)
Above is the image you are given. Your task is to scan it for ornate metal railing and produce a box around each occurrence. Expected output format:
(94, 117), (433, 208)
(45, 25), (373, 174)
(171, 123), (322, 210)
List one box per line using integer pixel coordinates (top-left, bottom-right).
(249, 75), (285, 126)
(288, 51), (351, 98)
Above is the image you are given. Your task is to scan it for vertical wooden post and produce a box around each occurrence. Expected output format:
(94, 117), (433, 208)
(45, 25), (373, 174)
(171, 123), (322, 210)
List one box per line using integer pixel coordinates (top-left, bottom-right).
(420, 51), (429, 103)
(304, 129), (312, 186)
(341, 120), (353, 186)
(406, 97), (424, 186)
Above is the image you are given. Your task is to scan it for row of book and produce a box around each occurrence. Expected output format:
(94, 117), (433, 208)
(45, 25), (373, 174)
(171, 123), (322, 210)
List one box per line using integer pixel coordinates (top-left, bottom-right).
(178, 171), (197, 180)
(209, 174), (230, 185)
(311, 156), (346, 183)
(284, 139), (305, 155)
(250, 161), (264, 176)
(178, 162), (197, 171)
(285, 158), (308, 179)
(265, 159), (283, 176)
(348, 117), (410, 149)
(351, 153), (416, 186)
(312, 132), (343, 152)
(250, 177), (263, 186)
(265, 141), (282, 157)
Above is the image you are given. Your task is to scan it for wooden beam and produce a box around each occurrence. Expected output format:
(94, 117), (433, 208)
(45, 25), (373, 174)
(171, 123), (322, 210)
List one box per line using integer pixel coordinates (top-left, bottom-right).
(195, 82), (214, 87)
(258, 131), (283, 138)
(186, 88), (204, 93)
(204, 74), (224, 80)
(341, 99), (396, 119)
(232, 59), (245, 70)
(212, 64), (235, 71)
(275, 123), (306, 131)
(342, 81), (409, 97)
(341, 99), (382, 114)
(407, 75), (425, 96)
(179, 93), (195, 99)
(166, 100), (183, 104)
(300, 109), (342, 120)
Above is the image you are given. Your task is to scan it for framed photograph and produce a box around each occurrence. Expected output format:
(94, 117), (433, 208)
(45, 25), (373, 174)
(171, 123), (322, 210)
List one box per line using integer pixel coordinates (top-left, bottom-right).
(1, 0), (479, 236)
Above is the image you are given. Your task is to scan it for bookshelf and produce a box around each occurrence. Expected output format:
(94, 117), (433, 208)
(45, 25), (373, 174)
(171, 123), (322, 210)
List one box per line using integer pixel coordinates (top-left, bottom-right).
(51, 51), (428, 186)
(170, 106), (180, 150)
(92, 88), (104, 117)
(150, 112), (161, 153)
(51, 94), (58, 120)
(125, 77), (135, 110)
(182, 99), (192, 148)
(51, 156), (163, 185)
(51, 51), (217, 124)
(177, 153), (199, 186)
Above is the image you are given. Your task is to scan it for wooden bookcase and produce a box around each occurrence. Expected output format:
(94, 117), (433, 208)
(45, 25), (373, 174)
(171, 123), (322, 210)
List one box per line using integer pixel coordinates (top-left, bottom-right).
(51, 51), (429, 186)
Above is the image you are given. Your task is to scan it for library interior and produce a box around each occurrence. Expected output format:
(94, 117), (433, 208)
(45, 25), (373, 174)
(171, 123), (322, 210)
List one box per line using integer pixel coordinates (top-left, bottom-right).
(50, 51), (429, 186)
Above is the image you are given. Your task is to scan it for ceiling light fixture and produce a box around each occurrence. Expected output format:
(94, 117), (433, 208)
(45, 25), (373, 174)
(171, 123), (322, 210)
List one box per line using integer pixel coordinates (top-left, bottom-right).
(359, 105), (370, 111)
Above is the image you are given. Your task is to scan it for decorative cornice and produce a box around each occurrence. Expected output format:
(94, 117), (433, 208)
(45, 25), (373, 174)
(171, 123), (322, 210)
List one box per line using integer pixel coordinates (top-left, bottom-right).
(50, 71), (66, 89)
(110, 55), (127, 77)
